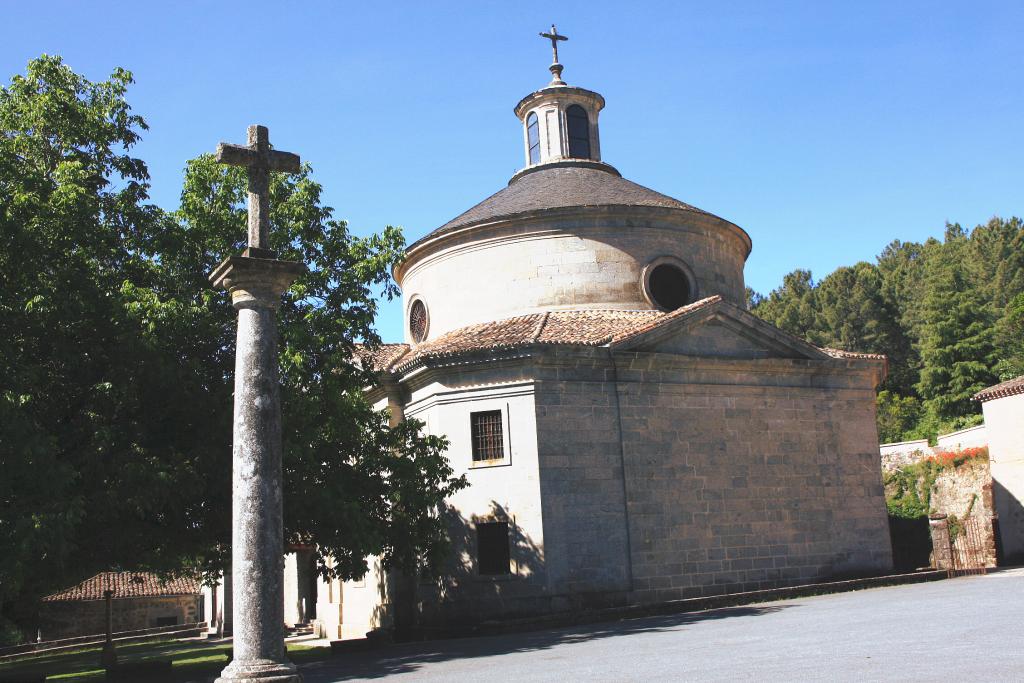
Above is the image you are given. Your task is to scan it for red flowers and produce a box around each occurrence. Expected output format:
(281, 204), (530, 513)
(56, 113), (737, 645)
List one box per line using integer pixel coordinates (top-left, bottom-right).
(923, 446), (989, 468)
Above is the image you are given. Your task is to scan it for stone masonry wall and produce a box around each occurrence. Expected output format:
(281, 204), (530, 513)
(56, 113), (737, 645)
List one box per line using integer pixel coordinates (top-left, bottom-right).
(39, 595), (201, 640)
(930, 458), (997, 567)
(533, 357), (632, 608)
(534, 348), (892, 606)
(399, 210), (749, 341)
(618, 361), (891, 602)
(880, 440), (931, 472)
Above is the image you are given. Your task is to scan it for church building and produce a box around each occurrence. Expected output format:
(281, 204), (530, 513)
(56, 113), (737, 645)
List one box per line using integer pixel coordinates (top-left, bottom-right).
(316, 31), (894, 639)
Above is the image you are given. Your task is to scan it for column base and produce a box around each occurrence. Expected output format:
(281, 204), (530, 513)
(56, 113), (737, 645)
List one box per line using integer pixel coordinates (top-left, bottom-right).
(215, 658), (301, 682)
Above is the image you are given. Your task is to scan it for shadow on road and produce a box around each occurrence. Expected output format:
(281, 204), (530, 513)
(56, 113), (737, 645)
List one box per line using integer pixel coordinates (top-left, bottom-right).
(300, 604), (794, 681)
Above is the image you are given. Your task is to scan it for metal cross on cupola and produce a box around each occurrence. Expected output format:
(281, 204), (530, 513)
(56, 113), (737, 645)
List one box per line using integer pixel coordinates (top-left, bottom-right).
(216, 125), (301, 256)
(539, 24), (569, 85)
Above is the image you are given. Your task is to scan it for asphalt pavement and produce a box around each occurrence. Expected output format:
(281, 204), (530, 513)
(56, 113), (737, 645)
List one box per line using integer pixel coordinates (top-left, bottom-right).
(300, 569), (1024, 682)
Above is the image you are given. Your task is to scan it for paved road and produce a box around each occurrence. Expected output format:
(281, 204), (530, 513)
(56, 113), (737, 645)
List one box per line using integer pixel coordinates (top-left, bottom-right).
(301, 569), (1024, 682)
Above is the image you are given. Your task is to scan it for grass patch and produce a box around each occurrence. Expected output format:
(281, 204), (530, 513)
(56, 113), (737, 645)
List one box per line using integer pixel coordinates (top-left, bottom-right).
(0, 638), (328, 682)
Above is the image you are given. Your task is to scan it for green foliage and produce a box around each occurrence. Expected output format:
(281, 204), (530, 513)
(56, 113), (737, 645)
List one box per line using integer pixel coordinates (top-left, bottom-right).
(751, 217), (1024, 442)
(884, 458), (935, 520)
(875, 391), (922, 444)
(748, 269), (821, 342)
(0, 56), (467, 634)
(915, 236), (998, 423)
(883, 447), (989, 521)
(994, 292), (1024, 380)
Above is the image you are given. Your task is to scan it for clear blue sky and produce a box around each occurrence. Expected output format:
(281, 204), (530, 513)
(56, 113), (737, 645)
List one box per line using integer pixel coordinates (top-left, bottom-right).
(6, 1), (1022, 342)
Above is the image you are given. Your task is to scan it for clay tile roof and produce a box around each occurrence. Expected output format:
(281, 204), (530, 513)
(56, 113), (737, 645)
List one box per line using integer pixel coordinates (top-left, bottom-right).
(388, 298), (729, 372)
(355, 343), (410, 371)
(974, 375), (1024, 402)
(820, 348), (888, 361)
(415, 164), (723, 248)
(371, 296), (884, 374)
(42, 572), (201, 602)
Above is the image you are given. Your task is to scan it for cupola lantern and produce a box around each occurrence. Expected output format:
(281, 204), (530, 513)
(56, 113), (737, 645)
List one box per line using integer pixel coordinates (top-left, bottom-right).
(514, 25), (604, 168)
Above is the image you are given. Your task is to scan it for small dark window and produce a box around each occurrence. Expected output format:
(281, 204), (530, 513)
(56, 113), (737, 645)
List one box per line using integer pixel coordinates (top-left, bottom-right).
(155, 616), (178, 627)
(527, 112), (540, 165)
(477, 521), (511, 575)
(409, 299), (428, 343)
(471, 410), (504, 462)
(648, 264), (691, 311)
(566, 105), (590, 159)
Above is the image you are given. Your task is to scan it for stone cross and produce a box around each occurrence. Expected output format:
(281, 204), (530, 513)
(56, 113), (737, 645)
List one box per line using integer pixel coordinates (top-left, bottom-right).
(209, 124), (306, 683)
(216, 125), (301, 254)
(539, 25), (569, 85)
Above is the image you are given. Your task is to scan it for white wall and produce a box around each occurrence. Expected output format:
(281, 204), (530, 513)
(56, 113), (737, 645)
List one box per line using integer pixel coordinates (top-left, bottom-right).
(936, 424), (988, 451)
(404, 378), (544, 576)
(983, 393), (1024, 560)
(399, 214), (749, 342)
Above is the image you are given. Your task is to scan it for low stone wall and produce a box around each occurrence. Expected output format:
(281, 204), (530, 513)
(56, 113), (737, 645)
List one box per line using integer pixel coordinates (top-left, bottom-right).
(930, 458), (998, 568)
(880, 440), (930, 472)
(38, 595), (201, 640)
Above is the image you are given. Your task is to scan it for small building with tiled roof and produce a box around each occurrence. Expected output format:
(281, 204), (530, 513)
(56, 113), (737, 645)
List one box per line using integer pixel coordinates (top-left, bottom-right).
(975, 375), (1024, 561)
(38, 572), (202, 640)
(321, 37), (894, 640)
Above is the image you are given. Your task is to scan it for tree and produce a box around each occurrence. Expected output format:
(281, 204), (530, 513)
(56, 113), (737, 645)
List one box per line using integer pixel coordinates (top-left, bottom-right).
(749, 269), (823, 343)
(0, 55), (466, 639)
(875, 391), (922, 444)
(915, 241), (998, 427)
(994, 292), (1024, 380)
(813, 263), (912, 393)
(751, 217), (1022, 443)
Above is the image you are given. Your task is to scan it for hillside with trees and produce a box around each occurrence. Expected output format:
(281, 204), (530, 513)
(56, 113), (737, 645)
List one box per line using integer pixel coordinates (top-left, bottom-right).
(750, 219), (1024, 444)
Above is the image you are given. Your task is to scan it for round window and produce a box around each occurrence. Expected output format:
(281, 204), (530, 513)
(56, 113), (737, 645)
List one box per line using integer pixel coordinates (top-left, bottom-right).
(647, 263), (691, 311)
(409, 299), (428, 343)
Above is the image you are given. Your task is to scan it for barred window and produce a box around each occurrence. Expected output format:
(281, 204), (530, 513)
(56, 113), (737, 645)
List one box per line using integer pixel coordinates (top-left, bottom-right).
(477, 521), (511, 575)
(471, 410), (504, 462)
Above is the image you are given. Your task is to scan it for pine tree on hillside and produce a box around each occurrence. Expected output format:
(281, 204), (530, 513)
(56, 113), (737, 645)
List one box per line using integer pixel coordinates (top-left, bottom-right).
(749, 269), (824, 344)
(995, 292), (1024, 380)
(915, 243), (998, 425)
(814, 262), (912, 393)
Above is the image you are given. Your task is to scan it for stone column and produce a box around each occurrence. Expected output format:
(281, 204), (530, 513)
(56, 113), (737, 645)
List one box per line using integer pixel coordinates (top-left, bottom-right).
(929, 514), (953, 575)
(211, 254), (305, 683)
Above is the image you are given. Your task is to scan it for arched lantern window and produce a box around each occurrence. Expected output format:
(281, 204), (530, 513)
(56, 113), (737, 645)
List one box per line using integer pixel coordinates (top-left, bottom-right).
(527, 112), (540, 165)
(566, 105), (590, 159)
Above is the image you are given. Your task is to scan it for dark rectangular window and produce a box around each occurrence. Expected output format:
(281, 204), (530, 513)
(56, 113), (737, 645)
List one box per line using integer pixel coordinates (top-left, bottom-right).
(477, 521), (511, 575)
(471, 410), (504, 462)
(155, 616), (178, 627)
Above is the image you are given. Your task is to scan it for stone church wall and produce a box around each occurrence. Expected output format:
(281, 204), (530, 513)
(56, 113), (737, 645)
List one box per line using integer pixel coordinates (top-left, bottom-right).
(614, 354), (891, 603)
(532, 349), (892, 607)
(532, 355), (633, 607)
(399, 210), (749, 340)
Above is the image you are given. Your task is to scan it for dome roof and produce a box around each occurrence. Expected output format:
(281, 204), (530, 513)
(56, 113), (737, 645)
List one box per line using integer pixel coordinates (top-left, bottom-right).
(411, 161), (737, 250)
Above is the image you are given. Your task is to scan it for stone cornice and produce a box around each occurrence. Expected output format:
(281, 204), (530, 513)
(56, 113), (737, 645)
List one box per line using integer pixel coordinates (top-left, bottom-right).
(513, 85), (605, 118)
(396, 204), (752, 284)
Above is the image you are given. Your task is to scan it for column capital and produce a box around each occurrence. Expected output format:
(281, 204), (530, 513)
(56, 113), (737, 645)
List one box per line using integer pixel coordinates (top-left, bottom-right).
(209, 255), (307, 310)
